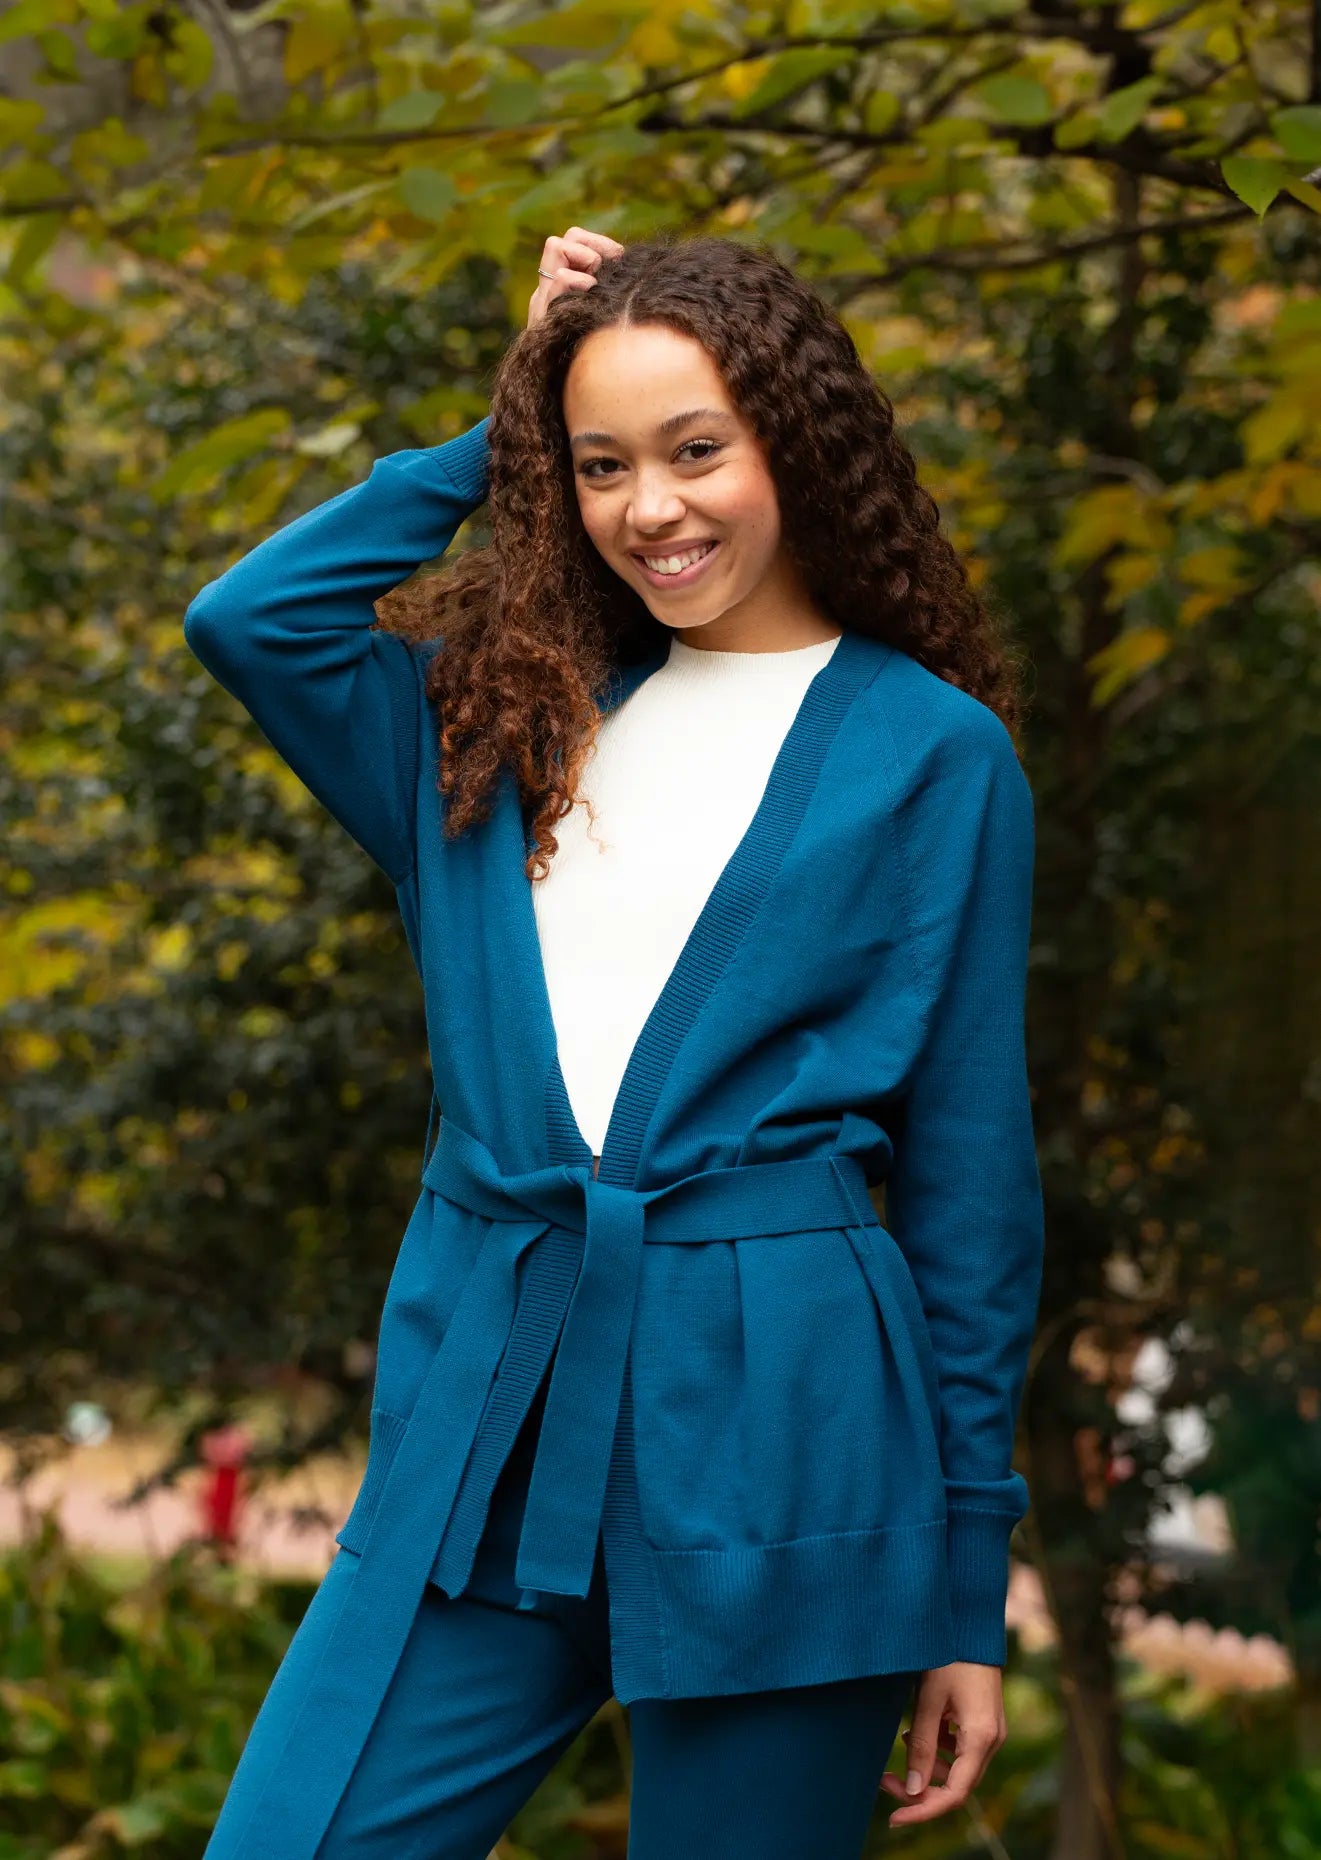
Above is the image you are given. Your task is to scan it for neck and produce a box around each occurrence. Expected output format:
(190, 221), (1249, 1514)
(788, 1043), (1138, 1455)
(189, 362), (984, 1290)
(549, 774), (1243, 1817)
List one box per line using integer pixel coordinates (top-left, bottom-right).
(667, 620), (842, 653)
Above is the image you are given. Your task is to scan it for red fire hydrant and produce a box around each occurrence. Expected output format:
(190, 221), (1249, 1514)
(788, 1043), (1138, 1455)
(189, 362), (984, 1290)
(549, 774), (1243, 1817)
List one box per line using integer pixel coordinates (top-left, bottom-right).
(198, 1423), (253, 1555)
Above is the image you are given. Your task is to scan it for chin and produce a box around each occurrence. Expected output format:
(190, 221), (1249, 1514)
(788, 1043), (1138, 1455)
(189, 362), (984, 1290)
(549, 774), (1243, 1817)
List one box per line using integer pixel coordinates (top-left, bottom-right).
(652, 599), (728, 625)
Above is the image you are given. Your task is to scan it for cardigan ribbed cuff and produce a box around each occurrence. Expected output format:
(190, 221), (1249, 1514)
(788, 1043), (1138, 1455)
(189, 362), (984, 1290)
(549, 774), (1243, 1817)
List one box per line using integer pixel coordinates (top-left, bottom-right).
(435, 416), (490, 506)
(946, 1504), (1018, 1666)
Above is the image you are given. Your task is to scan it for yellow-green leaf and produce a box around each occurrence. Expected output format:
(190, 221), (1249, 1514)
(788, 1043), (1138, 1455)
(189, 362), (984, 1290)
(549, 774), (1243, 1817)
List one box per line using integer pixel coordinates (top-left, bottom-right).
(150, 409), (291, 504)
(864, 91), (901, 136)
(1283, 173), (1321, 215)
(1285, 463), (1321, 517)
(1221, 156), (1287, 217)
(775, 210), (877, 269)
(378, 90), (446, 131)
(85, 11), (149, 58)
(284, 5), (352, 85)
(0, 1759), (48, 1799)
(36, 29), (79, 77)
(1241, 395), (1307, 463)
(1054, 106), (1099, 150)
(543, 59), (617, 106)
(1096, 76), (1161, 144)
(0, 99), (46, 140)
(69, 119), (152, 178)
(163, 17), (214, 90)
(397, 166), (459, 225)
(1105, 552), (1161, 601)
(976, 73), (1053, 128)
(198, 152), (279, 214)
(93, 1798), (171, 1844)
(0, 0), (77, 42)
(916, 115), (991, 151)
(1053, 484), (1173, 569)
(493, 0), (644, 53)
(1271, 105), (1321, 165)
(1086, 626), (1170, 704)
(504, 163), (592, 229)
(486, 78), (544, 127)
(231, 455), (308, 528)
(728, 47), (858, 119)
(7, 212), (60, 286)
(1178, 544), (1250, 590)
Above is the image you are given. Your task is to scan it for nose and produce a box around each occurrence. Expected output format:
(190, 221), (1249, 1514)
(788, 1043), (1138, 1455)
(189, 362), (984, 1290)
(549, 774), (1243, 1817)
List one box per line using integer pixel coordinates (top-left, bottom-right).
(627, 469), (687, 533)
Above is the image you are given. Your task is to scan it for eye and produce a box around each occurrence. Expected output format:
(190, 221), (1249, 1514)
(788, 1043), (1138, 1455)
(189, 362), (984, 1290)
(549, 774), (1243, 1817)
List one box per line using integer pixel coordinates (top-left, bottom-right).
(578, 438), (725, 480)
(678, 438), (723, 464)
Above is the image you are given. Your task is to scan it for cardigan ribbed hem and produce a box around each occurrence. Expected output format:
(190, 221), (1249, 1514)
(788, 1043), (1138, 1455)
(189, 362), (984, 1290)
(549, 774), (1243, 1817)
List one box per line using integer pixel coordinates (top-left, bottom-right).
(944, 1504), (1018, 1666)
(630, 1518), (954, 1701)
(433, 415), (491, 505)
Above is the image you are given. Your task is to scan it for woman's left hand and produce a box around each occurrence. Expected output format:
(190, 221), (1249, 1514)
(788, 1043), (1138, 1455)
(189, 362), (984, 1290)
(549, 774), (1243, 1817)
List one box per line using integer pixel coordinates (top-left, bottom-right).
(880, 1661), (1007, 1826)
(527, 227), (624, 330)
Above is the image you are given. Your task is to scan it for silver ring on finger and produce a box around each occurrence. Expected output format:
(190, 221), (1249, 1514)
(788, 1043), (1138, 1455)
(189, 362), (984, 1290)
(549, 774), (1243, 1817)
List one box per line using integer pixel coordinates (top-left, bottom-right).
(538, 269), (557, 280)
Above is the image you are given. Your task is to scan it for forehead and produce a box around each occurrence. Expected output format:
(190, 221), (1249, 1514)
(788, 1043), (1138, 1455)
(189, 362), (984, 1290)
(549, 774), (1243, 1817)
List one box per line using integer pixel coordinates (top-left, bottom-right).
(563, 324), (736, 439)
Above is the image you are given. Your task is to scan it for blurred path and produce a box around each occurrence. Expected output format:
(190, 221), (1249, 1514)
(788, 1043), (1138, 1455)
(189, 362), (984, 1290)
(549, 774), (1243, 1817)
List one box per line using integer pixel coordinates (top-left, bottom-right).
(0, 1435), (1293, 1696)
(0, 1431), (357, 1580)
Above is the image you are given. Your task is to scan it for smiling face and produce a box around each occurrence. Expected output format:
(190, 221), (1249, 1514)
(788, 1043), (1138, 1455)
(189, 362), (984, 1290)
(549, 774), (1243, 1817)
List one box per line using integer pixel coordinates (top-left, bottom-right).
(562, 322), (838, 652)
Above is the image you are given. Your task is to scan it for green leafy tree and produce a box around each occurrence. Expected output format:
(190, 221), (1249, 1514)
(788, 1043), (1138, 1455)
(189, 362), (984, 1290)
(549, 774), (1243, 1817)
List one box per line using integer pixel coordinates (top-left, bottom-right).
(4, 5), (1321, 1855)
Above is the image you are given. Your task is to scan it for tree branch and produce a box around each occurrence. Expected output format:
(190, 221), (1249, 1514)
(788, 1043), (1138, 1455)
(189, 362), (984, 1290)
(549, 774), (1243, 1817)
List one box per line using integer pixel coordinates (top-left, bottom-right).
(833, 204), (1260, 296)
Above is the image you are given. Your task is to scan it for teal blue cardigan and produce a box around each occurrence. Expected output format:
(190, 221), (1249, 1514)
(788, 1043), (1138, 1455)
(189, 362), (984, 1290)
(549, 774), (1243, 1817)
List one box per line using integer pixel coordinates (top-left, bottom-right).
(184, 417), (1044, 1855)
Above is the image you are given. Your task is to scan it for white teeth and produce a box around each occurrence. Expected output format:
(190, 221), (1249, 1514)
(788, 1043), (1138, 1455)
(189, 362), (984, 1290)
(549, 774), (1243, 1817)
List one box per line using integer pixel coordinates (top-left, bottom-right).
(641, 542), (716, 575)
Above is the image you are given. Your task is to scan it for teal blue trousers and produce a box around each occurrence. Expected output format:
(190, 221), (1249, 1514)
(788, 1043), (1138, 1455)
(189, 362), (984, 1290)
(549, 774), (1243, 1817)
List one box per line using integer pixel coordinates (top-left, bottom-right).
(204, 1371), (917, 1859)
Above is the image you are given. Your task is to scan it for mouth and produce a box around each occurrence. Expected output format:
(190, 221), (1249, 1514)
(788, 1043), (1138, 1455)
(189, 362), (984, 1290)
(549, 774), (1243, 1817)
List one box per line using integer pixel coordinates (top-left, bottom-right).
(630, 540), (722, 589)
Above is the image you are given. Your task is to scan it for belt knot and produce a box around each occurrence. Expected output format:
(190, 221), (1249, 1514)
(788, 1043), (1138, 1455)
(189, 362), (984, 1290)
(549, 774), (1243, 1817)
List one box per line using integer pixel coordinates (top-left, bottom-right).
(420, 1116), (877, 1600)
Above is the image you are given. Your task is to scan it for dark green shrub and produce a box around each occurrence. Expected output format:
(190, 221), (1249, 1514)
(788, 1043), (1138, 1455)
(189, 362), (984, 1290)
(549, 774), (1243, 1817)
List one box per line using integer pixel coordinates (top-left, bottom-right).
(0, 1509), (309, 1858)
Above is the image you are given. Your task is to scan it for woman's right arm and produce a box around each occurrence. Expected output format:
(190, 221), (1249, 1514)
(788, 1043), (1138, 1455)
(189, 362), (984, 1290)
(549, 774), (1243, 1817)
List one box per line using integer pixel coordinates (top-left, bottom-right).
(183, 417), (490, 887)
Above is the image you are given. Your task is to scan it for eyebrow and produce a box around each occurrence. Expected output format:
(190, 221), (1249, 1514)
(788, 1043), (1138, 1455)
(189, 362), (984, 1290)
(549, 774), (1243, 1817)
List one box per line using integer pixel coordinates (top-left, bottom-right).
(568, 408), (736, 450)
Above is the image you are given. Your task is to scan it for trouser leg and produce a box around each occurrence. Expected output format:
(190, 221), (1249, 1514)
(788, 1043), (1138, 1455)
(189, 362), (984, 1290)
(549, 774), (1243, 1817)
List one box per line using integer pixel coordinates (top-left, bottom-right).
(203, 1547), (612, 1860)
(626, 1669), (917, 1860)
(203, 1547), (360, 1860)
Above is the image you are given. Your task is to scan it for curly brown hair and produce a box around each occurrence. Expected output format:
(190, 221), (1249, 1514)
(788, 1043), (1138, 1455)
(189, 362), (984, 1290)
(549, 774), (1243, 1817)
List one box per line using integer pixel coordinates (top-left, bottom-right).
(375, 232), (1028, 882)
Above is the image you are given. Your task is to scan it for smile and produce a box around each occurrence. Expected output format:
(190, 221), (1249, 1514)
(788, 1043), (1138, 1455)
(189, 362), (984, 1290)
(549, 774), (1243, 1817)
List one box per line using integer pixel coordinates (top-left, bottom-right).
(631, 540), (721, 588)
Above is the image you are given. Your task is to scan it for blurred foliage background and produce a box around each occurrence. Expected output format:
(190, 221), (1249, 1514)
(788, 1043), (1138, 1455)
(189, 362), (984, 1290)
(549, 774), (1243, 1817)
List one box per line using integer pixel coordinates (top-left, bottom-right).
(2, 0), (1320, 1853)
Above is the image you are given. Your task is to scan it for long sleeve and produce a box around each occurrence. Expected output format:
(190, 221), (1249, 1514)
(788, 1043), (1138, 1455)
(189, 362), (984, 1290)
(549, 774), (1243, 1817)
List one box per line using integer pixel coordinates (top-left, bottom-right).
(883, 704), (1044, 1668)
(183, 417), (491, 886)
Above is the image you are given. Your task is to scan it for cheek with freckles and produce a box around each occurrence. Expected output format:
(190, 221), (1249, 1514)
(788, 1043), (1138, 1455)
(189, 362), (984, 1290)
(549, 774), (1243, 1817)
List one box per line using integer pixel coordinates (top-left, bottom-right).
(709, 468), (781, 579)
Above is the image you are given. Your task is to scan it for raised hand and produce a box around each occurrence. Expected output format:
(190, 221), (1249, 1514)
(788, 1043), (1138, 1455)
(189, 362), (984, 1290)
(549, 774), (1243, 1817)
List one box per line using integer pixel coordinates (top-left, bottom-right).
(527, 226), (625, 329)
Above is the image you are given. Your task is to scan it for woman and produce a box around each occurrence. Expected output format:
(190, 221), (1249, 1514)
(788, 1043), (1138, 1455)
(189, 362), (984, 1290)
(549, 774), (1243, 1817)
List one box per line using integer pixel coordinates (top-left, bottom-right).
(185, 226), (1044, 1859)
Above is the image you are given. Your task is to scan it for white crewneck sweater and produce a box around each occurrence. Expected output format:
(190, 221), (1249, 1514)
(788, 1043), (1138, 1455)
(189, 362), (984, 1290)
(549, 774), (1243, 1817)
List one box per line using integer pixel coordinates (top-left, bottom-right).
(531, 630), (842, 1156)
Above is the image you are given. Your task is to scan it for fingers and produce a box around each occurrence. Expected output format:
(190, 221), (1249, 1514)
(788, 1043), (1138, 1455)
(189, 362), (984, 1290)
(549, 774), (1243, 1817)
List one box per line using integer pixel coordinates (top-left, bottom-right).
(543, 239), (599, 280)
(539, 229), (623, 286)
(527, 226), (625, 328)
(887, 1685), (949, 1803)
(878, 1681), (1004, 1826)
(548, 226), (625, 264)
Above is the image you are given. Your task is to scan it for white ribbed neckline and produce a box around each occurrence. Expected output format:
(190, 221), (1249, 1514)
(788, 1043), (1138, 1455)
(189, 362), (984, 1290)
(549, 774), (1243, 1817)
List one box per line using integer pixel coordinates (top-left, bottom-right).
(663, 631), (842, 681)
